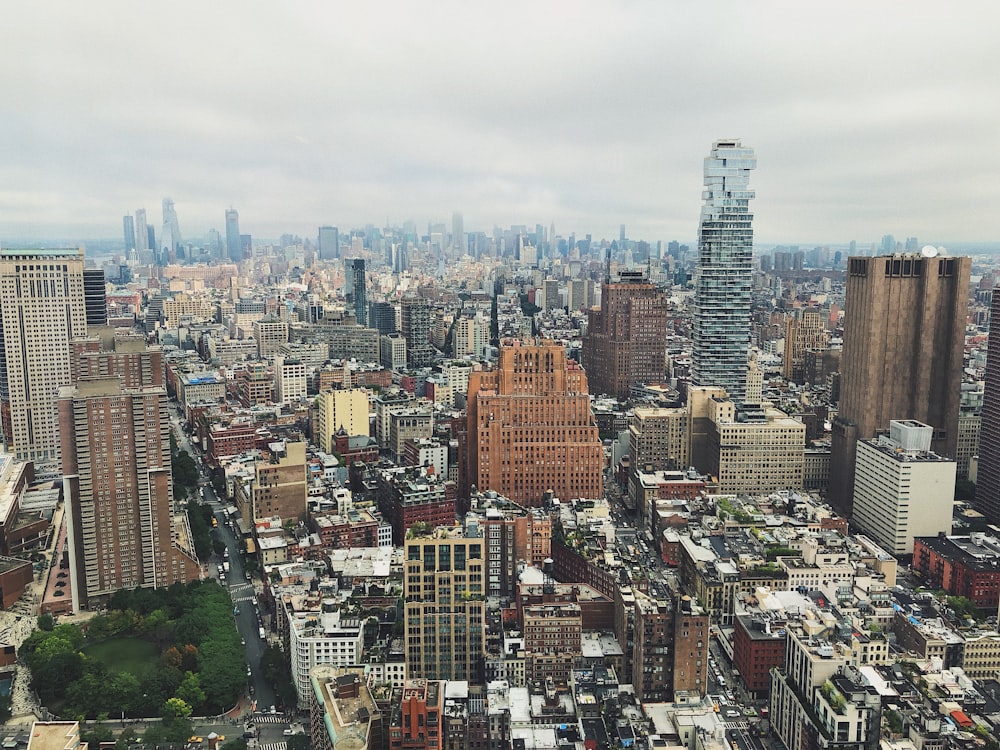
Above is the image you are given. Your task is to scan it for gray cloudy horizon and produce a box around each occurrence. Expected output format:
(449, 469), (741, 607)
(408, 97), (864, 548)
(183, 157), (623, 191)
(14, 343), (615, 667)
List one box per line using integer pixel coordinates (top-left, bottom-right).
(2, 1), (999, 248)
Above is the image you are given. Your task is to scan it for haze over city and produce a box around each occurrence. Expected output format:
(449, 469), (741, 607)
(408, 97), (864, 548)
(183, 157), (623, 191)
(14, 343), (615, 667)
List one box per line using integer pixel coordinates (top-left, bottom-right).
(3, 1), (1000, 245)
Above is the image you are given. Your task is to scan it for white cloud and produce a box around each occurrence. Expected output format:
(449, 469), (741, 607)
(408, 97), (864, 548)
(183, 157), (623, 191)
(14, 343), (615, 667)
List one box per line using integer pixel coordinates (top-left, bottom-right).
(1, 0), (999, 244)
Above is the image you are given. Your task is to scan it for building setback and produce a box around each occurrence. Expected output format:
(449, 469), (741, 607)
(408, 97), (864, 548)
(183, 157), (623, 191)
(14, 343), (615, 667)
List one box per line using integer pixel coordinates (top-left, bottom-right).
(464, 339), (603, 507)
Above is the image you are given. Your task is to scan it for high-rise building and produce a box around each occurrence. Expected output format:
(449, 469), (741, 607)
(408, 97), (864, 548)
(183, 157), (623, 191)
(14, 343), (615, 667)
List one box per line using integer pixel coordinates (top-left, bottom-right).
(690, 139), (756, 401)
(632, 590), (709, 703)
(401, 297), (435, 368)
(464, 339), (603, 506)
(582, 268), (669, 399)
(60, 335), (199, 610)
(0, 249), (88, 474)
(318, 226), (339, 261)
(975, 292), (1000, 522)
(829, 254), (969, 514)
(368, 301), (396, 335)
(852, 420), (955, 556)
(345, 258), (367, 325)
(160, 197), (182, 262)
(451, 315), (489, 359)
(403, 525), (484, 682)
(134, 209), (149, 252)
(314, 388), (370, 454)
(82, 269), (107, 327)
(782, 309), (829, 384)
(122, 214), (135, 251)
(452, 212), (464, 253)
(225, 208), (241, 263)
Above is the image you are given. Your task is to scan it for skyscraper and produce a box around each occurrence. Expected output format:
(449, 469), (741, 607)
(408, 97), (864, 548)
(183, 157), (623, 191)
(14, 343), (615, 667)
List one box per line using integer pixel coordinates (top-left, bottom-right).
(401, 297), (434, 368)
(225, 208), (241, 262)
(0, 249), (88, 474)
(368, 301), (397, 335)
(828, 254), (969, 514)
(318, 225), (339, 261)
(60, 335), (199, 609)
(690, 139), (756, 402)
(582, 266), (669, 399)
(451, 212), (464, 253)
(134, 208), (149, 252)
(122, 214), (135, 251)
(82, 269), (107, 327)
(464, 339), (603, 506)
(345, 258), (367, 325)
(973, 291), (1000, 522)
(160, 197), (182, 262)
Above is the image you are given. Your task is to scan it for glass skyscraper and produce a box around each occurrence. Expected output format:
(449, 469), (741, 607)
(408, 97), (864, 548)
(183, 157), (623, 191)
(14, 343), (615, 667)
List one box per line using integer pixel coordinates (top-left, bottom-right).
(690, 139), (756, 402)
(345, 258), (367, 325)
(225, 208), (241, 262)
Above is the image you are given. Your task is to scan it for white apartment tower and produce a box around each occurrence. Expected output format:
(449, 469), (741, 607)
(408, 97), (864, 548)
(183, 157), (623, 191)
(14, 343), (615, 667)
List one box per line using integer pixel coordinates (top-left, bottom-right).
(691, 140), (756, 402)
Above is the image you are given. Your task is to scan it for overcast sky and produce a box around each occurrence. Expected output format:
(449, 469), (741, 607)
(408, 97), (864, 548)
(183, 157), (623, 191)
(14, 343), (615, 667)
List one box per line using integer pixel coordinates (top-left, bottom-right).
(2, 2), (999, 247)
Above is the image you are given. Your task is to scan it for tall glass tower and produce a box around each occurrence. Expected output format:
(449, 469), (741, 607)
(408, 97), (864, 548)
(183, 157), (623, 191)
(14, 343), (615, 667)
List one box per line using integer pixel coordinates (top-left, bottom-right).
(345, 258), (367, 325)
(690, 139), (756, 402)
(225, 208), (241, 262)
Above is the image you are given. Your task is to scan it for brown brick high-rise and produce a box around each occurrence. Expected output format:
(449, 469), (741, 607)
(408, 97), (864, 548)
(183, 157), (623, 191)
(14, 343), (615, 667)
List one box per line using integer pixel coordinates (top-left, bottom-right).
(829, 254), (969, 515)
(60, 335), (199, 610)
(465, 339), (603, 507)
(582, 269), (669, 399)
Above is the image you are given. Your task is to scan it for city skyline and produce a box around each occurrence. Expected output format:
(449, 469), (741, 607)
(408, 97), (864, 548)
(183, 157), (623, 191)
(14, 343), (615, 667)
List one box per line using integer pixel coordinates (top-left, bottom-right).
(2, 2), (1000, 244)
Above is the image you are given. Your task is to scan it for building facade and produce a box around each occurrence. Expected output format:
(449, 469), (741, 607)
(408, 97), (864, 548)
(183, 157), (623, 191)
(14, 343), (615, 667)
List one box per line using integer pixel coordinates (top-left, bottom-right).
(403, 527), (485, 683)
(0, 248), (89, 474)
(60, 339), (199, 610)
(851, 420), (955, 556)
(464, 339), (603, 507)
(690, 140), (756, 402)
(582, 269), (669, 399)
(829, 254), (969, 515)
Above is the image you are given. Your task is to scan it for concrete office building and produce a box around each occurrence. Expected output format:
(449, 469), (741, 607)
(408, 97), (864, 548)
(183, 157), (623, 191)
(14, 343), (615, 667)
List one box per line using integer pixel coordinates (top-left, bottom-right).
(0, 248), (89, 475)
(830, 254), (968, 515)
(852, 420), (955, 556)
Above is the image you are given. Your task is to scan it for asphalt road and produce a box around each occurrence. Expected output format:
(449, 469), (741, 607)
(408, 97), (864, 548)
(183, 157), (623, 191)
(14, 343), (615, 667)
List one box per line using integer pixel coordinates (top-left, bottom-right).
(207, 488), (278, 715)
(170, 406), (279, 715)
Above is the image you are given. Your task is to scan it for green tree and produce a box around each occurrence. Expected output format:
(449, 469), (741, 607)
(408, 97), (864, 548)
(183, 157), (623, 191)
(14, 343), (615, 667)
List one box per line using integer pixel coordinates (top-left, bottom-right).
(260, 645), (296, 708)
(175, 671), (206, 710)
(163, 696), (192, 719)
(286, 735), (310, 750)
(37, 613), (54, 631)
(221, 739), (249, 750)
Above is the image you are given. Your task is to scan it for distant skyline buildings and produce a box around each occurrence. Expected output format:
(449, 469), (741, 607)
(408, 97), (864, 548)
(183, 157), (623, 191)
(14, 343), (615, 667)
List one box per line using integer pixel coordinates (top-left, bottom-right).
(225, 208), (241, 262)
(690, 139), (757, 402)
(160, 197), (181, 262)
(318, 225), (339, 261)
